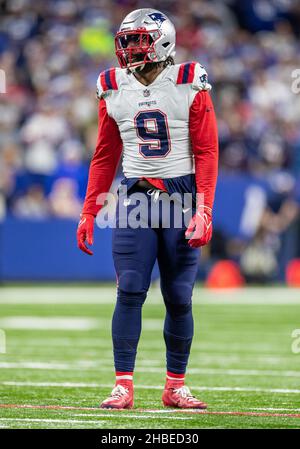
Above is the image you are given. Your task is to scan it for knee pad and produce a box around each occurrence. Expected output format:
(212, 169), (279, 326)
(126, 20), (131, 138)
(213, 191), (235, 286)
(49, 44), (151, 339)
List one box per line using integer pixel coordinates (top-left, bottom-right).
(117, 270), (147, 307)
(118, 269), (144, 293)
(162, 282), (193, 318)
(165, 300), (192, 318)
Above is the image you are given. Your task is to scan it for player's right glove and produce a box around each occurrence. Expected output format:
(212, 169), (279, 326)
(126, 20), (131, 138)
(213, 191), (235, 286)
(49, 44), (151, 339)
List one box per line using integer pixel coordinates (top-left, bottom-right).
(77, 213), (95, 255)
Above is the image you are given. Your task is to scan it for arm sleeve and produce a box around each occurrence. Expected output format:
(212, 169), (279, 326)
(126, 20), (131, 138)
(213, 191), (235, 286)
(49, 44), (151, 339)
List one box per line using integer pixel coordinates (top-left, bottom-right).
(82, 98), (123, 216)
(189, 90), (219, 211)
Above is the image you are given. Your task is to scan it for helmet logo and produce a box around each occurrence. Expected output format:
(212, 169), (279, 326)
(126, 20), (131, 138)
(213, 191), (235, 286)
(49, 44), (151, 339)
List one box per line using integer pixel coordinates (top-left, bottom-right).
(148, 12), (166, 27)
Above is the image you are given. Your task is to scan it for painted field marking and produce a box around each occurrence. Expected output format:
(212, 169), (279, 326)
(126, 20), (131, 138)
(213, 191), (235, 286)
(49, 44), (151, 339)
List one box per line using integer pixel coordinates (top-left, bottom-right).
(0, 361), (299, 378)
(0, 317), (163, 331)
(1, 381), (300, 394)
(0, 418), (106, 426)
(0, 317), (100, 331)
(70, 410), (300, 419)
(0, 288), (119, 304)
(4, 339), (296, 365)
(2, 347), (296, 367)
(1, 287), (300, 305)
(0, 362), (96, 370)
(7, 338), (293, 357)
(73, 413), (190, 420)
(0, 404), (300, 419)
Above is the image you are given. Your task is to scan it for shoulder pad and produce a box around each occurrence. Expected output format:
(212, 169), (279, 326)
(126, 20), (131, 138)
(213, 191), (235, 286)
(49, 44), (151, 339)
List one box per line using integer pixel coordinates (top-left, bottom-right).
(176, 61), (211, 91)
(96, 68), (118, 99)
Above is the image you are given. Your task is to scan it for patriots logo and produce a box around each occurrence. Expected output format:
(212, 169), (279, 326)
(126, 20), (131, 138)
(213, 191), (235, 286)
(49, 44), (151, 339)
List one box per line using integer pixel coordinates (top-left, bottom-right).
(199, 74), (208, 83)
(148, 12), (166, 27)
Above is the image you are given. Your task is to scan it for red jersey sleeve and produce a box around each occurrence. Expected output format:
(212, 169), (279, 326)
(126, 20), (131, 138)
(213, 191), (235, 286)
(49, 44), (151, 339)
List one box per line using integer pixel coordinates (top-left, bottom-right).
(189, 90), (219, 211)
(82, 98), (123, 216)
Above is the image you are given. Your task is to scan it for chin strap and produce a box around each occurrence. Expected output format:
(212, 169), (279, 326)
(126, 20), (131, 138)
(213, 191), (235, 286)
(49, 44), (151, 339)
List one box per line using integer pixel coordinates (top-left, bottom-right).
(128, 63), (145, 73)
(128, 58), (166, 73)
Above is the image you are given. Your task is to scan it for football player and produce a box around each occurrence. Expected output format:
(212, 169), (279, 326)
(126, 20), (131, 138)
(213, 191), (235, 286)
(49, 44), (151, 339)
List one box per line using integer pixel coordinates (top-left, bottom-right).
(77, 8), (218, 409)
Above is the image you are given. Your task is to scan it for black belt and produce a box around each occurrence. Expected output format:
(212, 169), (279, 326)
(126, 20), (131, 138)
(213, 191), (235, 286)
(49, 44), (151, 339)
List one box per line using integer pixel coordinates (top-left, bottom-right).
(136, 179), (161, 190)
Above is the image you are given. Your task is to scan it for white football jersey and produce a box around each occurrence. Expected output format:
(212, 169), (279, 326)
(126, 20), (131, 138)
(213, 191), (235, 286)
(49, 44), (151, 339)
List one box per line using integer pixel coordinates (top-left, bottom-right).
(96, 62), (211, 179)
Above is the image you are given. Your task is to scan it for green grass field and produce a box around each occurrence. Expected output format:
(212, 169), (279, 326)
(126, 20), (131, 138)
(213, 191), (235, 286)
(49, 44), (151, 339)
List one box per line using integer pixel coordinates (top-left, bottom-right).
(0, 285), (300, 429)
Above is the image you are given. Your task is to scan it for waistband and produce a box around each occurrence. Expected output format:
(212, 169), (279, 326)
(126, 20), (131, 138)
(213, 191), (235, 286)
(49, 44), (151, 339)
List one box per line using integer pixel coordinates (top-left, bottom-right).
(120, 174), (196, 195)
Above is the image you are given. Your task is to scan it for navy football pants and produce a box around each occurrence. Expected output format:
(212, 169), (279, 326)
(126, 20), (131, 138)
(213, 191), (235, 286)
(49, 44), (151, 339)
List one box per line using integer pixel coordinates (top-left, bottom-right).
(111, 187), (199, 374)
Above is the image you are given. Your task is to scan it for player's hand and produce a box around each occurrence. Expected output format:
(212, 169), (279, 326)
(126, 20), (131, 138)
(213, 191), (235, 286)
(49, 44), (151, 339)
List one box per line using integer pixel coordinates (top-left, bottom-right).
(185, 206), (212, 248)
(77, 213), (95, 255)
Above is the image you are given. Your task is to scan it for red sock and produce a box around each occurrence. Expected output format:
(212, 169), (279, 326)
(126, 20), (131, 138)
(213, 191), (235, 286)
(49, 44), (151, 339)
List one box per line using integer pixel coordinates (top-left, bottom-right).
(115, 371), (133, 386)
(166, 371), (185, 387)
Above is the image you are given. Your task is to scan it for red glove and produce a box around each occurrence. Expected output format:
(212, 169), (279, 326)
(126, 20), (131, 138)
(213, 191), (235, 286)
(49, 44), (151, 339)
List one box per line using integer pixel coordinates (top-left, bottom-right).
(185, 206), (213, 248)
(77, 213), (95, 255)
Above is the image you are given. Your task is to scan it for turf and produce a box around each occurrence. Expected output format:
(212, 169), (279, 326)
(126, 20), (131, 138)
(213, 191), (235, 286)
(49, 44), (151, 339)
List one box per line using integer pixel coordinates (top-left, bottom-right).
(0, 285), (300, 429)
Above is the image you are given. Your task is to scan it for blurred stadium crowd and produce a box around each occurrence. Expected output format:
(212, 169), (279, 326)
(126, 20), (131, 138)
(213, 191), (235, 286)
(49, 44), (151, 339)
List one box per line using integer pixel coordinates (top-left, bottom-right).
(1, 0), (300, 281)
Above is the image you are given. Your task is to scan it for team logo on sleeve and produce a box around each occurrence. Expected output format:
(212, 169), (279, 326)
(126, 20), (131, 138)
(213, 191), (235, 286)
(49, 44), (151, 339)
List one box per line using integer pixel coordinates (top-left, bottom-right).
(148, 12), (166, 27)
(199, 74), (208, 84)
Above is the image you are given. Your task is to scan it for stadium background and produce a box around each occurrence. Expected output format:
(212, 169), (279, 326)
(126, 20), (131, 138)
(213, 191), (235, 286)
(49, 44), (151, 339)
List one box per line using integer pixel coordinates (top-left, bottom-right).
(0, 0), (300, 284)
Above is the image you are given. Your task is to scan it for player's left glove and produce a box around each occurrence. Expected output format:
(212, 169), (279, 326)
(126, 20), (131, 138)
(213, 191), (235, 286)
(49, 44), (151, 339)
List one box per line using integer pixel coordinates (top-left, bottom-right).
(185, 206), (213, 248)
(77, 213), (95, 255)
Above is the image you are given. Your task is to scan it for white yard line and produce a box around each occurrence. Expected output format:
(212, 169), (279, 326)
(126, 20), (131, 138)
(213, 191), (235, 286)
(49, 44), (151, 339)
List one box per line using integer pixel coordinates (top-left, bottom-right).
(0, 361), (299, 378)
(5, 339), (296, 364)
(2, 381), (300, 394)
(73, 413), (190, 420)
(0, 361), (98, 370)
(0, 288), (119, 305)
(1, 406), (300, 420)
(176, 368), (300, 377)
(0, 317), (100, 331)
(0, 418), (106, 425)
(0, 316), (163, 331)
(1, 287), (300, 305)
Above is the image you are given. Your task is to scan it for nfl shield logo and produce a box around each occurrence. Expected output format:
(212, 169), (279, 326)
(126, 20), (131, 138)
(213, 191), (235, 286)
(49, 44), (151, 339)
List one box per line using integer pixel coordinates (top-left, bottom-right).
(143, 89), (150, 97)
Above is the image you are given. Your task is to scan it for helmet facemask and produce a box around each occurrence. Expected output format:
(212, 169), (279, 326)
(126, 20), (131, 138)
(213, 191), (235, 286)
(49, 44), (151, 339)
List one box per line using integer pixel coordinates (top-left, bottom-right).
(115, 29), (161, 72)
